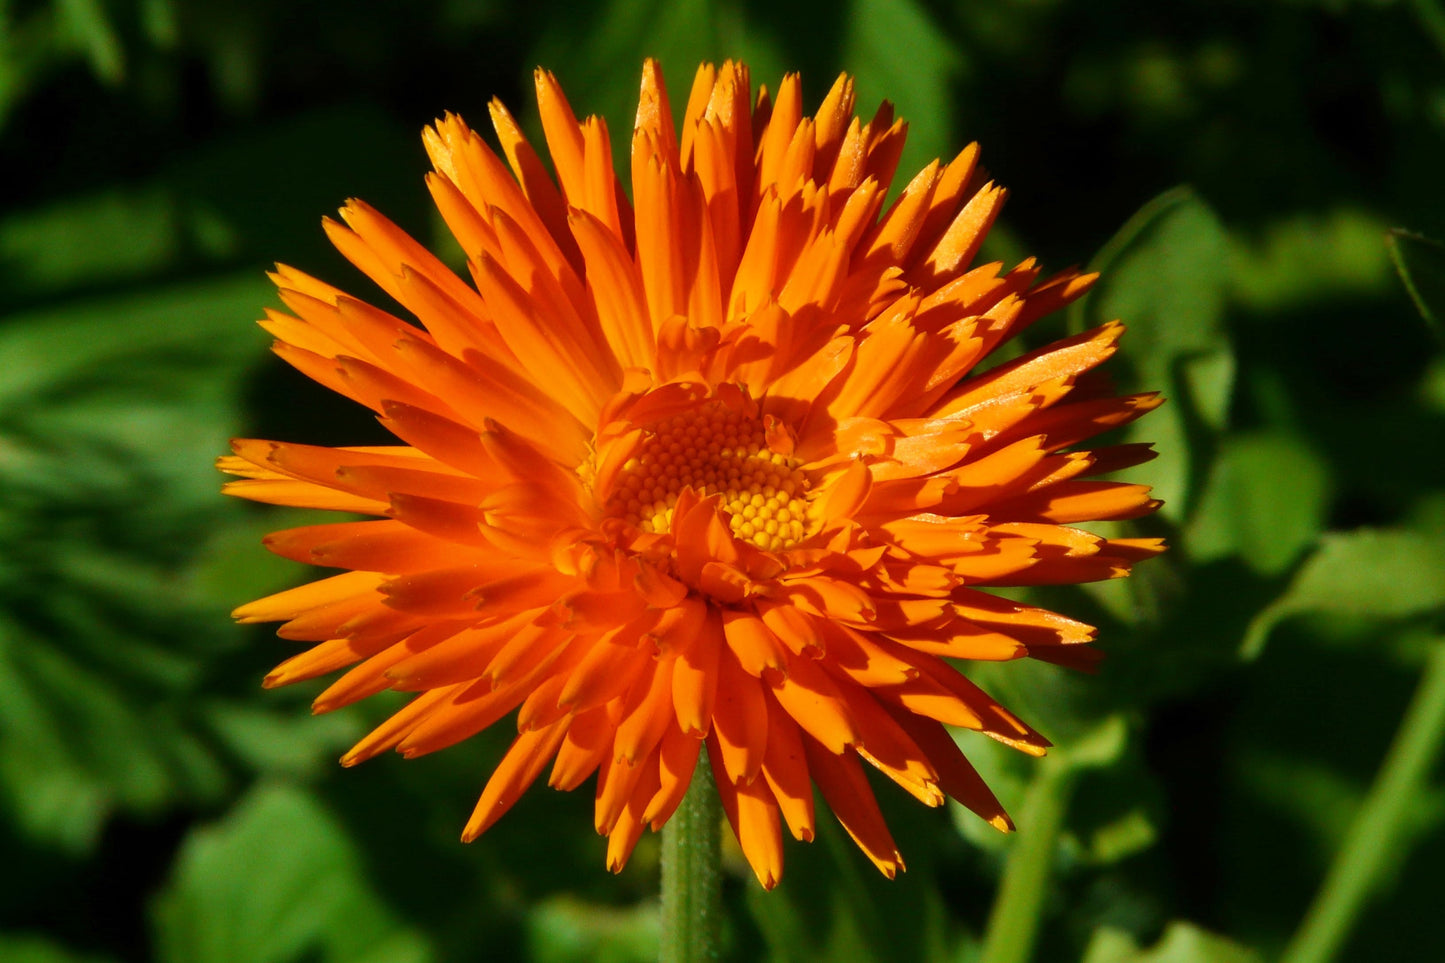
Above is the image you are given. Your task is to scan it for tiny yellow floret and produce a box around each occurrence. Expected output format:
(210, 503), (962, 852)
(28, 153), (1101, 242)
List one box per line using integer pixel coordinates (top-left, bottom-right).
(607, 400), (813, 550)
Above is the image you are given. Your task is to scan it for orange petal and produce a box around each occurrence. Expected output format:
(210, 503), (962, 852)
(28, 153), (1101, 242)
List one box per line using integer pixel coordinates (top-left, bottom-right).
(570, 208), (656, 370)
(234, 571), (385, 623)
(462, 717), (571, 840)
(310, 626), (458, 710)
(722, 609), (788, 677)
(533, 68), (587, 205)
(711, 649), (769, 784)
(803, 737), (903, 878)
(485, 98), (581, 272)
(341, 685), (461, 766)
(887, 707), (1013, 832)
(769, 654), (859, 754)
(734, 774), (785, 889)
(595, 751), (647, 836)
(645, 724), (702, 828)
(673, 607), (723, 736)
(613, 655), (678, 765)
(912, 182), (1007, 288)
(399, 674), (536, 759)
(760, 693), (815, 842)
(606, 747), (662, 872)
(550, 704), (617, 791)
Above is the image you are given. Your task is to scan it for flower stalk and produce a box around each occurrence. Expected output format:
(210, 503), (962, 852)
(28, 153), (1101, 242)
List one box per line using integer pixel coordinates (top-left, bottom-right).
(1281, 641), (1445, 963)
(660, 747), (722, 963)
(977, 755), (1078, 963)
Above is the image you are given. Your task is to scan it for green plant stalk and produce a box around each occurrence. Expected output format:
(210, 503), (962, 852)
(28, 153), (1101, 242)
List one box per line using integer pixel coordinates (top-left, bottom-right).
(660, 746), (722, 963)
(977, 755), (1079, 963)
(1386, 229), (1444, 335)
(1281, 642), (1445, 963)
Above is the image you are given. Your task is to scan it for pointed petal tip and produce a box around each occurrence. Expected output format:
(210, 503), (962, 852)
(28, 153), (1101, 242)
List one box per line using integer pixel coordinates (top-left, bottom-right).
(462, 807), (500, 843)
(232, 600), (281, 624)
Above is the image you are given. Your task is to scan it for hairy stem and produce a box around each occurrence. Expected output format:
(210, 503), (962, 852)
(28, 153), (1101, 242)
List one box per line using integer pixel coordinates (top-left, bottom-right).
(660, 745), (722, 963)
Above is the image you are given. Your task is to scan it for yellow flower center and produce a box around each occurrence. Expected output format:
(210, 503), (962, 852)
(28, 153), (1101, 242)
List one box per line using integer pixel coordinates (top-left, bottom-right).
(604, 401), (815, 551)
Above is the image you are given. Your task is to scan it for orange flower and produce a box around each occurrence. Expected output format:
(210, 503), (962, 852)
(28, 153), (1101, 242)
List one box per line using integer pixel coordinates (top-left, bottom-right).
(222, 60), (1163, 888)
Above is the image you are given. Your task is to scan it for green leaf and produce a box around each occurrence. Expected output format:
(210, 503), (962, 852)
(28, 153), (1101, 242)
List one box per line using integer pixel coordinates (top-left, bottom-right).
(1082, 922), (1261, 963)
(0, 187), (183, 303)
(1230, 208), (1392, 314)
(55, 0), (124, 83)
(1386, 230), (1445, 337)
(1074, 187), (1234, 520)
(1233, 748), (1363, 860)
(526, 895), (660, 963)
(151, 783), (435, 963)
(0, 273), (333, 852)
(0, 735), (110, 854)
(187, 508), (332, 614)
(1243, 528), (1445, 659)
(1082, 807), (1157, 865)
(0, 933), (116, 963)
(1058, 715), (1130, 770)
(0, 8), (52, 131)
(0, 609), (231, 852)
(0, 272), (266, 408)
(140, 0), (179, 48)
(1185, 431), (1330, 575)
(202, 701), (362, 779)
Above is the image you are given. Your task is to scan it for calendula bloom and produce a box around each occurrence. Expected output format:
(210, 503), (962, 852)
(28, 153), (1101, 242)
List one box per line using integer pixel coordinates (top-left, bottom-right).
(222, 59), (1163, 888)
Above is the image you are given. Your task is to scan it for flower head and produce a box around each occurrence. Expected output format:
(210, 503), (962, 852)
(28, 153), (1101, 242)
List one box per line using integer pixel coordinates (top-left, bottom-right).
(223, 60), (1163, 888)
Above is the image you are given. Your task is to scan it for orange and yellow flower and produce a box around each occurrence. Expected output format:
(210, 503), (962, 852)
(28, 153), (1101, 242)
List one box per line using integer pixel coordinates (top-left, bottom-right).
(222, 60), (1163, 888)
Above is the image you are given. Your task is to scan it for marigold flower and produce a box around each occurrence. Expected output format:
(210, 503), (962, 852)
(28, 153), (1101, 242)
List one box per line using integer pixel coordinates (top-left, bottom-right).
(222, 59), (1164, 888)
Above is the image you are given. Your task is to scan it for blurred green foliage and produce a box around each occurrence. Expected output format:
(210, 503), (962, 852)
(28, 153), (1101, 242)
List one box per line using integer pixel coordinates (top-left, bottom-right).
(2, 0), (1443, 961)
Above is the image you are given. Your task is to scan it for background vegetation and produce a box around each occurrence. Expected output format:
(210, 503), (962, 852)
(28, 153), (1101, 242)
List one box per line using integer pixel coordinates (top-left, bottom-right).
(2, 0), (1443, 960)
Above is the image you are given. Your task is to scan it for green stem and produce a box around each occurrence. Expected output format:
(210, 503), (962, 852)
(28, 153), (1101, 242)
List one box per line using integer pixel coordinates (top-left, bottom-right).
(660, 745), (722, 963)
(1281, 642), (1445, 963)
(977, 755), (1079, 963)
